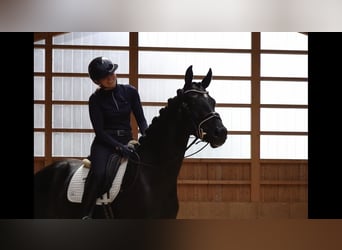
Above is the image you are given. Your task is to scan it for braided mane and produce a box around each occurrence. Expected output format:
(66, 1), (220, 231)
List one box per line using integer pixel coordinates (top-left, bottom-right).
(138, 90), (184, 146)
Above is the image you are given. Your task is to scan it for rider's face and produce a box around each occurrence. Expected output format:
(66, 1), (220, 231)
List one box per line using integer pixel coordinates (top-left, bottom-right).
(98, 73), (117, 89)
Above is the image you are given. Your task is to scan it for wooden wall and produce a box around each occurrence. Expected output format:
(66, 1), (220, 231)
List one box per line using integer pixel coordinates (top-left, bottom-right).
(34, 158), (307, 219)
(176, 159), (307, 219)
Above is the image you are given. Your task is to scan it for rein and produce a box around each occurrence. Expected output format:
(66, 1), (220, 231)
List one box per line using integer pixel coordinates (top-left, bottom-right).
(184, 137), (208, 158)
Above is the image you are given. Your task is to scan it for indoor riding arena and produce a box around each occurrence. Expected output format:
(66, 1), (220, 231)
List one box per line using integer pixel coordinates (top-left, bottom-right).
(34, 32), (308, 219)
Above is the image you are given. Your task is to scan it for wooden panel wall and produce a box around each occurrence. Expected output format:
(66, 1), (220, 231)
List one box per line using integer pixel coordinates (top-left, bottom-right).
(176, 159), (307, 219)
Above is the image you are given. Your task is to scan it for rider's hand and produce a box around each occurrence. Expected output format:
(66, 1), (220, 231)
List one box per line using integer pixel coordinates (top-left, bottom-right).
(118, 145), (135, 158)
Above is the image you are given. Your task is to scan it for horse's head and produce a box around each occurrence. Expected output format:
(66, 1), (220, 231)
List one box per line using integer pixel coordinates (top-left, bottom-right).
(178, 65), (228, 148)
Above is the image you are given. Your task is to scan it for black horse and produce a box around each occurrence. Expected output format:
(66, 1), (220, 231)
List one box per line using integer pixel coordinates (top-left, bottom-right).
(34, 65), (228, 218)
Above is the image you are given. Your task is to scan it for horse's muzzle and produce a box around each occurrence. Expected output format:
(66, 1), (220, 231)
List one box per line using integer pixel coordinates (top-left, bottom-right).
(208, 126), (227, 148)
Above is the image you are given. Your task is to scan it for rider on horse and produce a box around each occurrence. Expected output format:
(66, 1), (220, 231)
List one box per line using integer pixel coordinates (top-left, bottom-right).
(81, 56), (148, 219)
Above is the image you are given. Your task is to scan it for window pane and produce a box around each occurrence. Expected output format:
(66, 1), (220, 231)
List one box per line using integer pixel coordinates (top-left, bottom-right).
(261, 54), (307, 77)
(53, 49), (129, 73)
(261, 108), (308, 132)
(34, 48), (45, 72)
(216, 107), (250, 131)
(261, 81), (308, 105)
(186, 134), (250, 159)
(34, 132), (45, 156)
(53, 77), (96, 101)
(139, 79), (251, 104)
(139, 32), (251, 49)
(34, 104), (45, 128)
(52, 132), (95, 157)
(261, 32), (308, 50)
(53, 32), (129, 46)
(143, 106), (250, 158)
(52, 77), (129, 101)
(34, 76), (45, 100)
(207, 80), (251, 104)
(139, 51), (251, 76)
(139, 79), (184, 102)
(143, 106), (161, 126)
(52, 105), (92, 129)
(143, 106), (249, 132)
(261, 135), (307, 159)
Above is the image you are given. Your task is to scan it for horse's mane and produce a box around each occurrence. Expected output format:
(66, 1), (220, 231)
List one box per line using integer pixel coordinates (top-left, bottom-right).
(138, 90), (183, 146)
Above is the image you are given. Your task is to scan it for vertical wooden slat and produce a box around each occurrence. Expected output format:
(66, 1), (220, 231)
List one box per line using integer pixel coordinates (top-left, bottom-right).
(44, 33), (53, 166)
(129, 32), (139, 139)
(251, 32), (261, 202)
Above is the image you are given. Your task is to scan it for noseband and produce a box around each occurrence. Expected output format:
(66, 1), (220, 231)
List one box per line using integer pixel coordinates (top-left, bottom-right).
(182, 89), (221, 140)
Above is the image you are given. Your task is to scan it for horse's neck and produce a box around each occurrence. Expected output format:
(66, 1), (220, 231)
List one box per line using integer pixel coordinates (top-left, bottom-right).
(138, 99), (189, 176)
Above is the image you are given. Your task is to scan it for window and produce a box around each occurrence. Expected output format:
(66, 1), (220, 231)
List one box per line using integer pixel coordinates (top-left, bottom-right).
(260, 32), (308, 159)
(34, 48), (45, 72)
(139, 32), (251, 49)
(52, 49), (129, 73)
(138, 32), (252, 159)
(34, 48), (45, 157)
(34, 32), (307, 161)
(139, 51), (251, 76)
(52, 132), (95, 157)
(53, 32), (129, 46)
(260, 135), (307, 159)
(34, 77), (45, 100)
(34, 32), (130, 158)
(261, 54), (307, 77)
(261, 32), (307, 51)
(34, 132), (45, 157)
(261, 81), (307, 105)
(260, 108), (307, 132)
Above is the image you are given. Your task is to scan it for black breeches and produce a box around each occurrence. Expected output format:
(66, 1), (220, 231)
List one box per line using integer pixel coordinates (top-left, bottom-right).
(86, 142), (113, 197)
(87, 135), (132, 197)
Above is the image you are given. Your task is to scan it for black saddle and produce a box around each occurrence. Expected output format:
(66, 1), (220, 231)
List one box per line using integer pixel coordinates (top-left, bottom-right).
(100, 141), (139, 195)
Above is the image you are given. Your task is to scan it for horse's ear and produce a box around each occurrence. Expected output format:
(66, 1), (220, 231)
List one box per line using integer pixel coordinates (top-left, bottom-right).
(201, 68), (212, 89)
(184, 65), (193, 89)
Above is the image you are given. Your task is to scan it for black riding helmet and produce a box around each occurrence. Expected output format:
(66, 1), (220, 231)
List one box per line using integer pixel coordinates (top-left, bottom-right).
(88, 56), (118, 84)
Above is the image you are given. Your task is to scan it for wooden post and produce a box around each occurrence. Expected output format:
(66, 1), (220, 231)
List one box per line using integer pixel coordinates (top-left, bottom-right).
(129, 32), (139, 139)
(251, 32), (261, 202)
(44, 33), (53, 166)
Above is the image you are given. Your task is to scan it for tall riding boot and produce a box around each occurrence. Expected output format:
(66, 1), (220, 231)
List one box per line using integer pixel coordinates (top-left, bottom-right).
(81, 175), (99, 219)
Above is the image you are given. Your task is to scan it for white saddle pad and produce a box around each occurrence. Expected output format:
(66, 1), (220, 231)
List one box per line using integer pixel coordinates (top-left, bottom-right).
(67, 160), (128, 205)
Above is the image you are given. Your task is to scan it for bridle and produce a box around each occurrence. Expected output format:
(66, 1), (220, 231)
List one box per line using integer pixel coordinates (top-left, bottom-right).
(182, 89), (221, 140)
(182, 89), (222, 157)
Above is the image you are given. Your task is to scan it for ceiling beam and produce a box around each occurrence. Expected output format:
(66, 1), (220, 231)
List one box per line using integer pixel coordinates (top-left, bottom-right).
(34, 32), (68, 42)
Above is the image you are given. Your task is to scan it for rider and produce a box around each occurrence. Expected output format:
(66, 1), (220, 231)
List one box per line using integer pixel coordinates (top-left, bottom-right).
(81, 56), (148, 219)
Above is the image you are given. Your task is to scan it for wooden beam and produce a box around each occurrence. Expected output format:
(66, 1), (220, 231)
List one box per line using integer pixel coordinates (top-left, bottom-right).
(177, 180), (251, 185)
(44, 34), (53, 166)
(129, 32), (139, 139)
(251, 32), (261, 202)
(34, 32), (67, 42)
